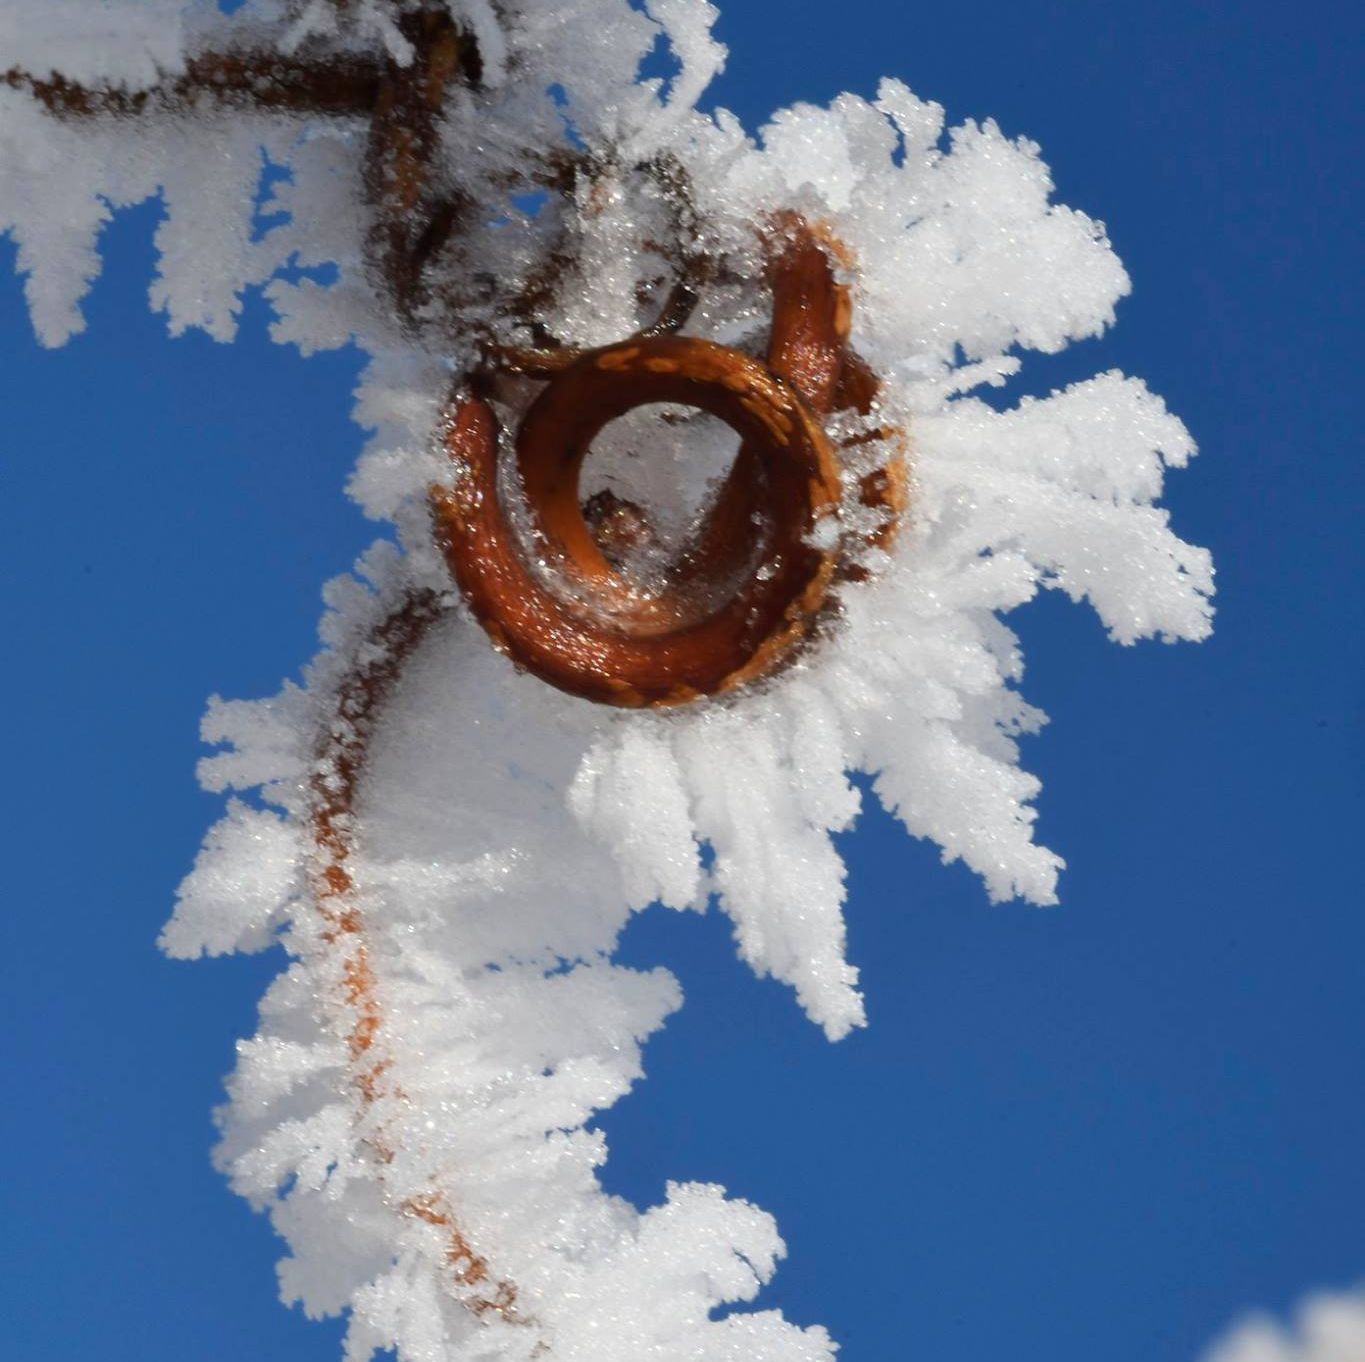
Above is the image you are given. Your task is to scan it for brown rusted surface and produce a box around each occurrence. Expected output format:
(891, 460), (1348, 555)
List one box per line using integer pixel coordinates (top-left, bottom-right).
(433, 333), (841, 707)
(432, 220), (906, 708)
(4, 52), (384, 119)
(307, 590), (526, 1323)
(835, 349), (909, 568)
(362, 5), (480, 323)
(767, 217), (908, 563)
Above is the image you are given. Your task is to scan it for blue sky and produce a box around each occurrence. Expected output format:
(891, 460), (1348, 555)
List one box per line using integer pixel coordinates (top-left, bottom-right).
(2, 2), (1361, 1359)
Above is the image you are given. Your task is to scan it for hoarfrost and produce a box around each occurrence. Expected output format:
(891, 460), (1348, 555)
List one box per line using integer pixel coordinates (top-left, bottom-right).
(3, 1), (1212, 1358)
(1203, 1287), (1365, 1362)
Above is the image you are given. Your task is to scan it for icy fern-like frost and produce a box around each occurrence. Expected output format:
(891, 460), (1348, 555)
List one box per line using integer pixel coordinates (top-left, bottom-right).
(4, 2), (1212, 1358)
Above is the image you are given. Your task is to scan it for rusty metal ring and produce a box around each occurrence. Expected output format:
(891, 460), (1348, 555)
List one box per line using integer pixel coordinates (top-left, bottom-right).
(431, 219), (905, 708)
(433, 336), (842, 707)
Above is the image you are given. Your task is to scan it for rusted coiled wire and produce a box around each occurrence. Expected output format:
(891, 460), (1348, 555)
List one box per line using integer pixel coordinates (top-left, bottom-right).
(10, 14), (906, 1333)
(433, 218), (906, 707)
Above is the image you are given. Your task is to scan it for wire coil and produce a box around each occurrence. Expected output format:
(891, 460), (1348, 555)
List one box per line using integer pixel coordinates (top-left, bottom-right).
(432, 220), (905, 707)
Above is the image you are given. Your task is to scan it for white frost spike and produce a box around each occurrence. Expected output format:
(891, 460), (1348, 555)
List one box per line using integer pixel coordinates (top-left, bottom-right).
(677, 709), (865, 1040)
(570, 725), (702, 912)
(3, 1), (1212, 1358)
(160, 799), (301, 959)
(626, 0), (726, 158)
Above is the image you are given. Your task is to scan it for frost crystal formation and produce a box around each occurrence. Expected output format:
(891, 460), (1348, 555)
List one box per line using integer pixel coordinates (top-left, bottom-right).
(3, 2), (1213, 1359)
(1203, 1287), (1365, 1362)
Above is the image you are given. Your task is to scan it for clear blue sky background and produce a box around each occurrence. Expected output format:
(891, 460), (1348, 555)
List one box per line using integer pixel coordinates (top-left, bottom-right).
(2, 2), (1361, 1358)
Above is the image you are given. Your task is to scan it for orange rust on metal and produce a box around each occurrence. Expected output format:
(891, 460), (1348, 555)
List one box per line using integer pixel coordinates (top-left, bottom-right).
(432, 332), (841, 707)
(432, 219), (906, 708)
(306, 590), (525, 1323)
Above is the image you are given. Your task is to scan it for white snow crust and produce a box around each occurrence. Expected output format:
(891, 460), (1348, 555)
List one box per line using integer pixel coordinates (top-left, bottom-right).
(3, 2), (1213, 1358)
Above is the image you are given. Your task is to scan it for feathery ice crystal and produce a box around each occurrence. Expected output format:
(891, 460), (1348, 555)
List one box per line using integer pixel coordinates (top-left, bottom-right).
(3, 1), (1213, 1358)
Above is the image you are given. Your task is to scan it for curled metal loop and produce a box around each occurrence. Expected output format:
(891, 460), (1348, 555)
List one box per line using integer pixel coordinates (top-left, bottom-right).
(431, 219), (906, 707)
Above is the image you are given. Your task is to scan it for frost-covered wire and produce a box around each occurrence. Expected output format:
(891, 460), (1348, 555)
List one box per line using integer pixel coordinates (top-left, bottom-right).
(3, 2), (1214, 1358)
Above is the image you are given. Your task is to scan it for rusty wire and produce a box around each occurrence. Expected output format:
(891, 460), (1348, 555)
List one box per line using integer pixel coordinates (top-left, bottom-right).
(10, 9), (905, 1336)
(434, 216), (906, 707)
